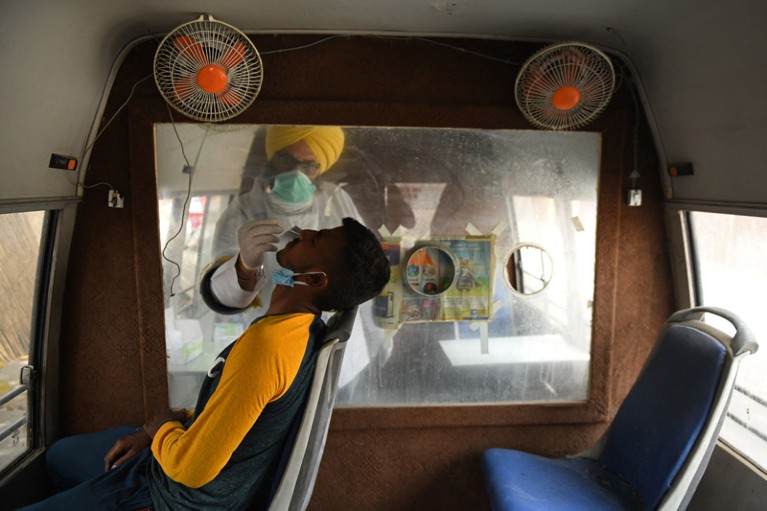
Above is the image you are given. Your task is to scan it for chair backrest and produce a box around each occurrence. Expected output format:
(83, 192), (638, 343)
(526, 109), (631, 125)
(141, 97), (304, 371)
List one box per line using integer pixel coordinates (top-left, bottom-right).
(266, 306), (357, 511)
(597, 306), (758, 510)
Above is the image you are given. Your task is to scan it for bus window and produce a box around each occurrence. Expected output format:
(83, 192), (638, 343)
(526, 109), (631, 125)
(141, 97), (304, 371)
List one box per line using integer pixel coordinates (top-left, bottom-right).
(0, 210), (46, 472)
(689, 211), (767, 472)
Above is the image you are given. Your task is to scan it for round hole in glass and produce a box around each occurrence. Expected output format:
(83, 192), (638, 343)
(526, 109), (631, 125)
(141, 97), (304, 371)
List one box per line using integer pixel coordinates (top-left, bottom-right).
(504, 243), (553, 295)
(404, 245), (456, 296)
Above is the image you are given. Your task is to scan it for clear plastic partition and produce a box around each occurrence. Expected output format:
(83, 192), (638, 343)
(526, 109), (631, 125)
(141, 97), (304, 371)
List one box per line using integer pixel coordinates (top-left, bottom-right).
(155, 125), (600, 407)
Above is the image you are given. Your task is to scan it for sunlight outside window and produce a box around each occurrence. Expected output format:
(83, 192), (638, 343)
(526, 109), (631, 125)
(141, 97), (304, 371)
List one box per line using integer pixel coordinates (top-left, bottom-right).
(0, 210), (45, 472)
(689, 211), (767, 472)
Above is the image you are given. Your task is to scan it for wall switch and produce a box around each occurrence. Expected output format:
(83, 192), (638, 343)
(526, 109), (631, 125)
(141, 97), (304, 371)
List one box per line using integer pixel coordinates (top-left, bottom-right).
(627, 189), (642, 207)
(108, 190), (124, 208)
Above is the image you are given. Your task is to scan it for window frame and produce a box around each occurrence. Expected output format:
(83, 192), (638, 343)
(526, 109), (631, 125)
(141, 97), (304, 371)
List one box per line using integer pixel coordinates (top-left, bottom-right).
(0, 208), (59, 476)
(667, 200), (767, 474)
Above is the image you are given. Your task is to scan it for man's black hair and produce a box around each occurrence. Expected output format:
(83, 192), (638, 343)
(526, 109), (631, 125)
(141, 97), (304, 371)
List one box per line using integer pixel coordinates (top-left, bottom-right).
(316, 218), (391, 311)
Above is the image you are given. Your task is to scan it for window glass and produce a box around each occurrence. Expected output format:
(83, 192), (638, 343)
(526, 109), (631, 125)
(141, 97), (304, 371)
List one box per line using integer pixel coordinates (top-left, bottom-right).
(689, 211), (767, 471)
(0, 210), (45, 472)
(156, 125), (600, 408)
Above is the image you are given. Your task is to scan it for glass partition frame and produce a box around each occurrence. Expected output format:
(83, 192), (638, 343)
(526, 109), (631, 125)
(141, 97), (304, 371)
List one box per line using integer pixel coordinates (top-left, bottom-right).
(155, 125), (601, 408)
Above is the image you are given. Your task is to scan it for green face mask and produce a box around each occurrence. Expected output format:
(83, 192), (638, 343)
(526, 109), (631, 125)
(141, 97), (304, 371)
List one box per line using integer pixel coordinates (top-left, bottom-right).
(270, 170), (317, 205)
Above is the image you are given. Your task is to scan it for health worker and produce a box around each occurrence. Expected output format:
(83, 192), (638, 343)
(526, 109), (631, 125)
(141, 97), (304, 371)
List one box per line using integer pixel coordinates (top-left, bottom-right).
(200, 125), (362, 316)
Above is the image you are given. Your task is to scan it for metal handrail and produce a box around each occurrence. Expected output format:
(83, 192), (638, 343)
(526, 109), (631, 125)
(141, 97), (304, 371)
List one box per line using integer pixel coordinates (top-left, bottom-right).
(0, 385), (29, 442)
(735, 384), (767, 408)
(0, 383), (28, 444)
(0, 416), (27, 443)
(0, 384), (27, 407)
(728, 385), (767, 443)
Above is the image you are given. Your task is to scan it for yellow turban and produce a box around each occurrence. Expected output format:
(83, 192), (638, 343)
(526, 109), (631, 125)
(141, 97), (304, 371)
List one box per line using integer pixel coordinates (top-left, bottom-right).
(265, 125), (345, 174)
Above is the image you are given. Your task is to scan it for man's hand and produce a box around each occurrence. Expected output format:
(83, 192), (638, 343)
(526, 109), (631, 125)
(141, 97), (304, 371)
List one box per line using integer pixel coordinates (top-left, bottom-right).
(103, 430), (150, 472)
(237, 219), (283, 271)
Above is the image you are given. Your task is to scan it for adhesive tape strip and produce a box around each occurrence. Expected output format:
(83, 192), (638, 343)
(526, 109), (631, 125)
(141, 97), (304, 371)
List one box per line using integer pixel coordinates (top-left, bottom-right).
(465, 223), (483, 236)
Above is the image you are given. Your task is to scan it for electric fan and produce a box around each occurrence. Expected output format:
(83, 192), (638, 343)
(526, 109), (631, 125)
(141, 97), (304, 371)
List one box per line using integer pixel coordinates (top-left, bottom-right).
(515, 42), (615, 130)
(154, 15), (263, 122)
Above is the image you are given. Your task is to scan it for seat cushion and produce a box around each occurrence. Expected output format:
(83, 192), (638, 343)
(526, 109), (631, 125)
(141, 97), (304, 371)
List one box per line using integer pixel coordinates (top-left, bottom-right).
(483, 448), (643, 511)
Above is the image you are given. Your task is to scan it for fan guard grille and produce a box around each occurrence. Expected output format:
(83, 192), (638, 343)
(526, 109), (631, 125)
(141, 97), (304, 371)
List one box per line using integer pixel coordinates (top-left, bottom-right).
(515, 42), (615, 130)
(154, 16), (263, 122)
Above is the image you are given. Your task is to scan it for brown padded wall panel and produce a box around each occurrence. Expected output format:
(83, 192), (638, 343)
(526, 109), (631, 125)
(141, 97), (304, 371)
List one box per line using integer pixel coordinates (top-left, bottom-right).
(58, 51), (151, 434)
(57, 36), (674, 510)
(128, 108), (176, 421)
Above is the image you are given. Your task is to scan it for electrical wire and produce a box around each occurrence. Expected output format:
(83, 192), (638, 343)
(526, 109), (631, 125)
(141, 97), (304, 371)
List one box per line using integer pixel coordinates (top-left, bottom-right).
(79, 73), (154, 170)
(606, 28), (642, 191)
(626, 67), (641, 188)
(75, 73), (155, 194)
(414, 37), (520, 65)
(259, 35), (346, 55)
(161, 105), (210, 297)
(258, 34), (521, 65)
(79, 181), (116, 190)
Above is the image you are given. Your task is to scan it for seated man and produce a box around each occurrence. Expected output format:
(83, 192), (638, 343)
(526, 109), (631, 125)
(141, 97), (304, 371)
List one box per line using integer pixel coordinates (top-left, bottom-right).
(21, 218), (390, 511)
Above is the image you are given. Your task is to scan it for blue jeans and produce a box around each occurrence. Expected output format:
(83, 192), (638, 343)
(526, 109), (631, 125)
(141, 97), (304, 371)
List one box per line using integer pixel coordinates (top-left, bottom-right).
(18, 425), (154, 510)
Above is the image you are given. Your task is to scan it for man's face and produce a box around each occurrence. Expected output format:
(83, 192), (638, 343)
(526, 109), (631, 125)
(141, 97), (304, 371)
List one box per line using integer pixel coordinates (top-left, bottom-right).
(269, 139), (321, 180)
(276, 226), (347, 275)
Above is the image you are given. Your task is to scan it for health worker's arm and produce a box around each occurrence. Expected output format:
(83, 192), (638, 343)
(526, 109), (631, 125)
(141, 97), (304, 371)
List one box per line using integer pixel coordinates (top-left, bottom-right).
(209, 256), (266, 309)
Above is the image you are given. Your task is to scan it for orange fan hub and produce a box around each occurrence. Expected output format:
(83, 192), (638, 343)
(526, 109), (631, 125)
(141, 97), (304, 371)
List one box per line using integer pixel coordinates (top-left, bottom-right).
(551, 86), (581, 111)
(196, 65), (229, 94)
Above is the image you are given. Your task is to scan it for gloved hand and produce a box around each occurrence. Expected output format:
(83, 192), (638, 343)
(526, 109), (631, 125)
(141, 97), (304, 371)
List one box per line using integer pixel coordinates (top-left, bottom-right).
(237, 219), (283, 270)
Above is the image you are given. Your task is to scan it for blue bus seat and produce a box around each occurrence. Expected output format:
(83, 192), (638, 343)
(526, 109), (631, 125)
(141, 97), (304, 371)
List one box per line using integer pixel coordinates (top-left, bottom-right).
(482, 306), (759, 511)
